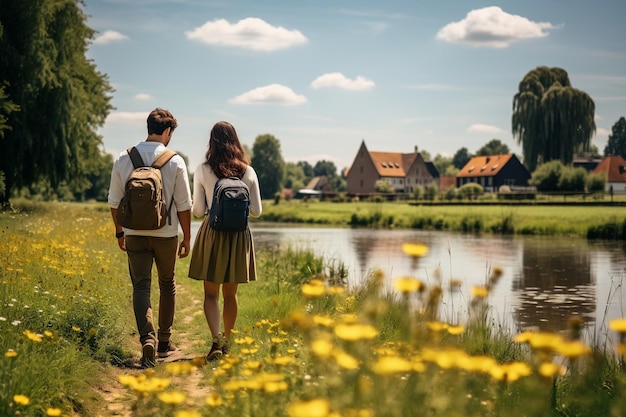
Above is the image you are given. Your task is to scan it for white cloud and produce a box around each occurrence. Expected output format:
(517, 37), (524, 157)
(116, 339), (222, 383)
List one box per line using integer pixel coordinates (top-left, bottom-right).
(436, 6), (557, 48)
(311, 72), (375, 91)
(230, 84), (307, 105)
(467, 124), (506, 134)
(93, 30), (129, 45)
(595, 127), (611, 138)
(134, 93), (152, 101)
(185, 17), (307, 51)
(106, 112), (146, 124)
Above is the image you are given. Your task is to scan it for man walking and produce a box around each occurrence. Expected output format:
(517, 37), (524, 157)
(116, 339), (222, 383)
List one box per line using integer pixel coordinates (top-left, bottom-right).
(108, 108), (192, 368)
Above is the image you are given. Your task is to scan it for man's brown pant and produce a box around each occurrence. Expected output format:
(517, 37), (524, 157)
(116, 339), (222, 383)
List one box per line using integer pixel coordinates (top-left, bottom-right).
(125, 235), (178, 347)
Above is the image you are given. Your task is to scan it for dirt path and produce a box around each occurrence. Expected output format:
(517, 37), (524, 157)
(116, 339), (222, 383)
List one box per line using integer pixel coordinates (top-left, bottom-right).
(96, 279), (211, 416)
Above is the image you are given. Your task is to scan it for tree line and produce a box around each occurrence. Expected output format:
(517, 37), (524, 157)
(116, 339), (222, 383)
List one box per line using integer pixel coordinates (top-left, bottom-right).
(2, 2), (626, 206)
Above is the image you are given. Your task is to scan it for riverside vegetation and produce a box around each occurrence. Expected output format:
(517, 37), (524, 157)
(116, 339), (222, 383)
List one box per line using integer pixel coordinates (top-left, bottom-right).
(261, 198), (626, 239)
(2, 200), (626, 416)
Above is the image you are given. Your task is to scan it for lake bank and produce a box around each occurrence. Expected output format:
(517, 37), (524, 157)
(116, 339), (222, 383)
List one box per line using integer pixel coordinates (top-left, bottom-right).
(257, 199), (626, 238)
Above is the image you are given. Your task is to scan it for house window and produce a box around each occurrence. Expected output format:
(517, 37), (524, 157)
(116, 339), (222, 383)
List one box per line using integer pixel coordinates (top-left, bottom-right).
(488, 177), (493, 186)
(360, 165), (363, 173)
(360, 180), (363, 188)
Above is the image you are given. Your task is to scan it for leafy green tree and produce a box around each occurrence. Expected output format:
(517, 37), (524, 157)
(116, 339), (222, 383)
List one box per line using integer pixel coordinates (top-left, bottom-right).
(586, 172), (605, 192)
(433, 154), (458, 176)
(0, 0), (113, 206)
(297, 161), (314, 178)
(529, 160), (564, 191)
(251, 134), (285, 199)
(603, 117), (626, 158)
(313, 160), (337, 177)
(452, 147), (471, 170)
(476, 139), (510, 156)
(512, 66), (596, 171)
(284, 162), (306, 191)
(558, 166), (587, 192)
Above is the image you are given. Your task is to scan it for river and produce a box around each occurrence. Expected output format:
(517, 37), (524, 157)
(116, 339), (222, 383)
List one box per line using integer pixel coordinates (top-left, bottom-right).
(191, 221), (626, 342)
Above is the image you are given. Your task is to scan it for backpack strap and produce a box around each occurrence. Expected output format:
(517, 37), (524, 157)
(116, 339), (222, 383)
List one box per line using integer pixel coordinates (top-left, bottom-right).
(152, 149), (177, 225)
(127, 147), (146, 169)
(152, 149), (177, 169)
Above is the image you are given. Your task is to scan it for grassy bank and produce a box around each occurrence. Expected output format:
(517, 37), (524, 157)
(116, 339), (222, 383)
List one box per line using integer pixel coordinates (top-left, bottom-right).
(258, 199), (626, 238)
(2, 201), (626, 416)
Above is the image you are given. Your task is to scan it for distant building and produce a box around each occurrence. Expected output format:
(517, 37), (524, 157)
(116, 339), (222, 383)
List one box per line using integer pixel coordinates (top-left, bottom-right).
(345, 141), (439, 196)
(592, 155), (626, 193)
(573, 157), (603, 172)
(298, 175), (334, 198)
(456, 154), (530, 192)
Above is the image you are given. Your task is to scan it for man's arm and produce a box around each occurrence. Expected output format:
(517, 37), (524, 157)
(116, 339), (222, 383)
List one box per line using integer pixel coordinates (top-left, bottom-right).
(110, 208), (126, 252)
(177, 209), (191, 258)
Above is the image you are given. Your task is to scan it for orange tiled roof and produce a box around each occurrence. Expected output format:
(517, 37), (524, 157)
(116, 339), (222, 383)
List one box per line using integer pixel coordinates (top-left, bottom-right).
(592, 155), (626, 182)
(369, 151), (417, 177)
(457, 154), (514, 178)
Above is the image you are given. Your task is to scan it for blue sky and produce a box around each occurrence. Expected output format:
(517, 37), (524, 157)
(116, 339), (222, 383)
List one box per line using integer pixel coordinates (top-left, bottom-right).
(85, 0), (626, 173)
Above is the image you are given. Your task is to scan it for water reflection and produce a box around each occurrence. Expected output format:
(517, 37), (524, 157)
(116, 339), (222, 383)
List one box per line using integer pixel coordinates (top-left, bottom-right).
(512, 239), (596, 333)
(190, 222), (626, 337)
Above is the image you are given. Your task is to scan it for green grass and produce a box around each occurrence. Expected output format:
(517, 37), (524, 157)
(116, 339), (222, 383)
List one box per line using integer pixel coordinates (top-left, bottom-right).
(3, 200), (626, 417)
(259, 199), (626, 237)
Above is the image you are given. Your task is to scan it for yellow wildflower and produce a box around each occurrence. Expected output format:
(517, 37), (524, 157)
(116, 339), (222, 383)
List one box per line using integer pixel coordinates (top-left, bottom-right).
(176, 411), (202, 417)
(371, 356), (413, 375)
(334, 351), (359, 370)
(446, 325), (465, 335)
(23, 330), (42, 342)
(394, 277), (424, 293)
(13, 394), (30, 406)
(311, 338), (334, 358)
(470, 286), (488, 298)
(46, 408), (62, 416)
(164, 361), (197, 375)
(302, 280), (326, 297)
(264, 380), (289, 393)
(426, 321), (447, 332)
(610, 318), (626, 333)
(402, 243), (429, 257)
(5, 350), (18, 358)
(554, 340), (591, 358)
(71, 326), (81, 332)
(334, 323), (379, 341)
(490, 362), (531, 382)
(287, 398), (331, 417)
(539, 362), (565, 378)
(313, 315), (335, 327)
(158, 391), (186, 405)
(205, 392), (223, 407)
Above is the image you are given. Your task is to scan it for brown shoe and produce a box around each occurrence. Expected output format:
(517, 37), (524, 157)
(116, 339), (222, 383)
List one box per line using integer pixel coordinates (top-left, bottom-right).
(206, 342), (223, 361)
(157, 340), (178, 358)
(141, 343), (156, 368)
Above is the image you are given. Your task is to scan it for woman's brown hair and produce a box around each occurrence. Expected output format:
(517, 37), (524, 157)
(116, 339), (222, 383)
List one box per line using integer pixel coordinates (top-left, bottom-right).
(205, 121), (251, 178)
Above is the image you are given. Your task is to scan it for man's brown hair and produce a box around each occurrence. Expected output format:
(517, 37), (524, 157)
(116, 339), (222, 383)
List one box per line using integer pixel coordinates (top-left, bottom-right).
(147, 108), (178, 135)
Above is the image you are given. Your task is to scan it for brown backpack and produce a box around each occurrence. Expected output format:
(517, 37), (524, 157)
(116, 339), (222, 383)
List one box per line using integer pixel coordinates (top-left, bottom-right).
(116, 147), (177, 230)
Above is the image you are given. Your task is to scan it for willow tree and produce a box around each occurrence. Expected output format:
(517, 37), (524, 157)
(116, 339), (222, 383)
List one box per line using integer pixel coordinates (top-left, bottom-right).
(0, 0), (113, 205)
(512, 66), (595, 172)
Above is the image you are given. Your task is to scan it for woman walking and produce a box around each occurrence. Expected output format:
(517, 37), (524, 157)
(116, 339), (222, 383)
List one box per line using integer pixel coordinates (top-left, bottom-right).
(188, 121), (262, 360)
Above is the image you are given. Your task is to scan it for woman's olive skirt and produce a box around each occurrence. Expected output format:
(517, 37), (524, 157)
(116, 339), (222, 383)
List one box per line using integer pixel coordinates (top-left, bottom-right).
(188, 216), (257, 283)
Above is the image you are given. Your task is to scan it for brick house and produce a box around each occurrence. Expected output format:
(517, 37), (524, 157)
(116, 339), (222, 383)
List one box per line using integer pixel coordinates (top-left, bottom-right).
(456, 154), (530, 192)
(592, 155), (626, 193)
(345, 141), (439, 195)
